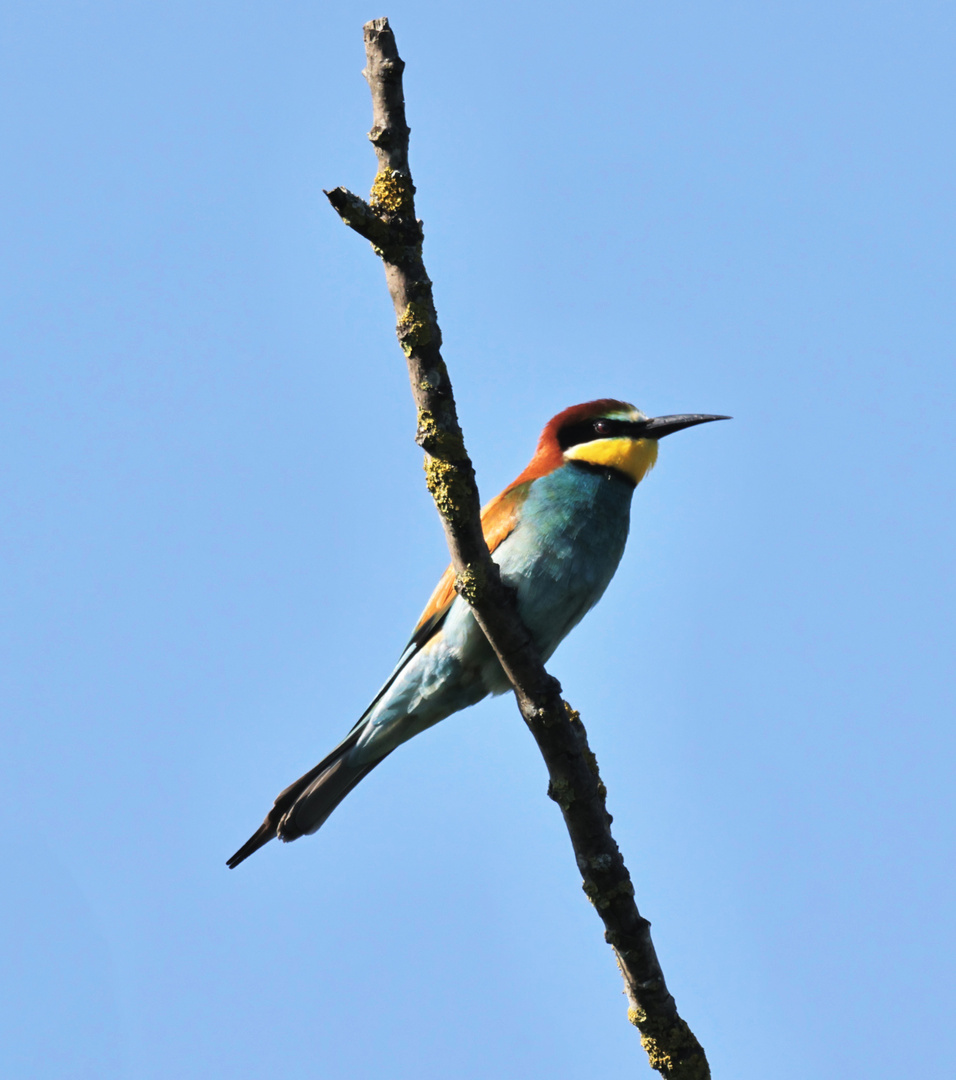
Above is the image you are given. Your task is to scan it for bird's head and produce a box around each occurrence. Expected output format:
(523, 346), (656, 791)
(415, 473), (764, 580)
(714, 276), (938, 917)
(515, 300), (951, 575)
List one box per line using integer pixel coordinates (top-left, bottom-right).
(516, 399), (730, 488)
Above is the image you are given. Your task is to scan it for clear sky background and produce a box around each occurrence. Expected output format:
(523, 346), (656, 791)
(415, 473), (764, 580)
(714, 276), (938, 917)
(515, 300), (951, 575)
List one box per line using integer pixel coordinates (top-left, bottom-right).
(2, 3), (954, 1078)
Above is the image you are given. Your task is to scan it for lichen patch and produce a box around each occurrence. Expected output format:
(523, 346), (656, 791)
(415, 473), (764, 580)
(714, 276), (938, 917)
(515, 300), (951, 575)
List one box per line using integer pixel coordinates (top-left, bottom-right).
(370, 167), (414, 214)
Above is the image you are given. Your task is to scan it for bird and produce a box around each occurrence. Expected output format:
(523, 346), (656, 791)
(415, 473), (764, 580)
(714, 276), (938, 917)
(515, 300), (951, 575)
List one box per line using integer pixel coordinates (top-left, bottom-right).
(227, 399), (728, 868)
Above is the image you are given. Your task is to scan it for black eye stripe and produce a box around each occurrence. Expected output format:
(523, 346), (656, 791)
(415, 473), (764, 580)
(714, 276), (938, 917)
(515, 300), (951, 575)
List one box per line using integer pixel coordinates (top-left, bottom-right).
(557, 417), (644, 451)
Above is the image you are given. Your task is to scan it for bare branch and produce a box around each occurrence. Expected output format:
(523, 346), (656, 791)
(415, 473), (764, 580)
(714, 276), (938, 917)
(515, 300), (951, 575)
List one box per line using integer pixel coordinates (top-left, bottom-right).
(323, 187), (393, 249)
(327, 18), (710, 1079)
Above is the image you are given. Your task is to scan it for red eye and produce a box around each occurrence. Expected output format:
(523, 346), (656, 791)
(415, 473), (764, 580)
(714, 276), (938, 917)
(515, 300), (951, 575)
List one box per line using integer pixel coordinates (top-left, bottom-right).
(594, 419), (612, 435)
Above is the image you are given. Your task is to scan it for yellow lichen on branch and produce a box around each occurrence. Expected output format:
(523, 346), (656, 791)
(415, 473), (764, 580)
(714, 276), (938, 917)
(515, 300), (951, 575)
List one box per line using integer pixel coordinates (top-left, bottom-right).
(398, 301), (433, 357)
(417, 407), (465, 459)
(424, 456), (471, 520)
(454, 563), (487, 604)
(627, 1009), (709, 1080)
(370, 167), (414, 214)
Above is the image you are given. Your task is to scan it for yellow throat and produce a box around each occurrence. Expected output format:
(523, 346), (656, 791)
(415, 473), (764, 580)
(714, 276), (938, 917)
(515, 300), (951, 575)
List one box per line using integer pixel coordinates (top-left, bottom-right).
(564, 436), (659, 486)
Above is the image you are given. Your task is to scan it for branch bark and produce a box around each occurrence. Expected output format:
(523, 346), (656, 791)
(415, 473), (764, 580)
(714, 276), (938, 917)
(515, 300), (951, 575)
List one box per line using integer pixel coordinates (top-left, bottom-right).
(326, 19), (710, 1079)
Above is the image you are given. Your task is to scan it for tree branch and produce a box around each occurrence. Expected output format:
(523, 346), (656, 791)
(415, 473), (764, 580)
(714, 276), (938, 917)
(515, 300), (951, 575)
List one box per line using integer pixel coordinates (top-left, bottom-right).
(326, 18), (710, 1079)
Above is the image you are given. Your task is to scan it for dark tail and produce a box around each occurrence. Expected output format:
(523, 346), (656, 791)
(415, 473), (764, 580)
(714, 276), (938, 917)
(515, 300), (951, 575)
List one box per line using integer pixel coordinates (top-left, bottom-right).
(226, 731), (389, 869)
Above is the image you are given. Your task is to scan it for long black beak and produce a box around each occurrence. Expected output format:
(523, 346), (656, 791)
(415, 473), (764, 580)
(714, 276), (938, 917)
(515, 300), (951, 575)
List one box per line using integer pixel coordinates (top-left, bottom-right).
(638, 414), (731, 439)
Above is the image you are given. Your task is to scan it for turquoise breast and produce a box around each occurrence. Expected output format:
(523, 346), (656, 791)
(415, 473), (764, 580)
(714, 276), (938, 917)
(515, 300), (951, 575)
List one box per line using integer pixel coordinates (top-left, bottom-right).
(496, 463), (635, 659)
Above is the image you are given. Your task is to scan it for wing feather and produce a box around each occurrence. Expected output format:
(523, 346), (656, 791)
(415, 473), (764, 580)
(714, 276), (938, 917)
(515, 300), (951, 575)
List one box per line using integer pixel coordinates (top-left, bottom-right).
(406, 481), (531, 652)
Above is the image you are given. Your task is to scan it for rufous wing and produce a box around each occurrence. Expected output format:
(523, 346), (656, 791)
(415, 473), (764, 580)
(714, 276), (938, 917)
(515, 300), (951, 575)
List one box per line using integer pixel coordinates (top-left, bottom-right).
(405, 480), (532, 651)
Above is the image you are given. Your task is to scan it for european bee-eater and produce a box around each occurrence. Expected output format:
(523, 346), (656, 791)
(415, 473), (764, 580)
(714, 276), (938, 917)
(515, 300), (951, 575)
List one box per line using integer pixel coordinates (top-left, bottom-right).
(227, 399), (727, 868)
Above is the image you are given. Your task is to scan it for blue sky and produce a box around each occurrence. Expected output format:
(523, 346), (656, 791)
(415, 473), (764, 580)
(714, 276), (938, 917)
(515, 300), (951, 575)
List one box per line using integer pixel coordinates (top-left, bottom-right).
(2, 2), (954, 1077)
